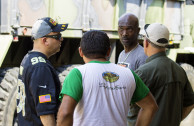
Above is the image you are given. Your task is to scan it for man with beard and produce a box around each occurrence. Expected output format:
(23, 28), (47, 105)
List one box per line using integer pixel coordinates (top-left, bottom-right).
(117, 13), (148, 126)
(117, 13), (147, 71)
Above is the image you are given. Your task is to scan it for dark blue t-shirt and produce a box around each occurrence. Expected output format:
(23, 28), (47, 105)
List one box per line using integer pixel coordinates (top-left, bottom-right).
(17, 51), (61, 126)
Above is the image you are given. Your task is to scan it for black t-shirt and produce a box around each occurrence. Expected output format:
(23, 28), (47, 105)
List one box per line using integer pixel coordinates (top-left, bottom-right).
(17, 51), (61, 126)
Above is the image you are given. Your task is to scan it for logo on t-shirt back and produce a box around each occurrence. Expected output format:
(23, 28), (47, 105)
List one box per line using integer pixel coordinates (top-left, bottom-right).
(100, 72), (126, 90)
(102, 72), (119, 83)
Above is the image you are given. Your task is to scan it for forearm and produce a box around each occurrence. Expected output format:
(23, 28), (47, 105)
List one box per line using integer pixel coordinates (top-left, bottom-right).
(135, 107), (157, 126)
(40, 114), (56, 126)
(57, 113), (73, 126)
(56, 95), (77, 126)
(135, 92), (158, 126)
(182, 104), (194, 120)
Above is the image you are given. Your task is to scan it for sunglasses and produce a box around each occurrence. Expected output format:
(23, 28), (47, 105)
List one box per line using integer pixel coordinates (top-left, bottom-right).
(144, 24), (150, 38)
(43, 33), (62, 40)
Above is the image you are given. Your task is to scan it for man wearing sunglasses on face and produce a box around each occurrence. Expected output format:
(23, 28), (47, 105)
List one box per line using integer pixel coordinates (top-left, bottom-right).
(17, 17), (68, 126)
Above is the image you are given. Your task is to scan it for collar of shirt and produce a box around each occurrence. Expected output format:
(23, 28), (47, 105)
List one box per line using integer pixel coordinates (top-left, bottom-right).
(28, 51), (48, 60)
(146, 51), (166, 63)
(88, 61), (111, 64)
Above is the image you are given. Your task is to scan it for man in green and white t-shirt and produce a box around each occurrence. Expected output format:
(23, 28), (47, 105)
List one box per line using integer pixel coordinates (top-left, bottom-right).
(57, 30), (158, 126)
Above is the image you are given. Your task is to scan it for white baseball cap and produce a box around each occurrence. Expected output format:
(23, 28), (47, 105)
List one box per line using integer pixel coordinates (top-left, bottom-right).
(143, 23), (169, 47)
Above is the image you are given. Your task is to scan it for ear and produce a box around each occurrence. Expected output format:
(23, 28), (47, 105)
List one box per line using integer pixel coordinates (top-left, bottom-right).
(42, 37), (49, 46)
(79, 47), (84, 57)
(144, 38), (149, 48)
(106, 47), (111, 57)
(146, 39), (150, 48)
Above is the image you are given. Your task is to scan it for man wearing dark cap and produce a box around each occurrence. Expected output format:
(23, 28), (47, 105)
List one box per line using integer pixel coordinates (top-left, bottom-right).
(16, 17), (68, 126)
(135, 23), (194, 126)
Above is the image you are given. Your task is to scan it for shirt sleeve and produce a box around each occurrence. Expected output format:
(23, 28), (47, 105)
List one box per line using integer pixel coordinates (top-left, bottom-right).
(130, 70), (150, 104)
(59, 68), (83, 102)
(29, 66), (59, 116)
(183, 78), (194, 107)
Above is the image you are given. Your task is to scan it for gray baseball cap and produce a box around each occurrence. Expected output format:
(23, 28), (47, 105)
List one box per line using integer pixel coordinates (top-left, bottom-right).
(31, 17), (68, 40)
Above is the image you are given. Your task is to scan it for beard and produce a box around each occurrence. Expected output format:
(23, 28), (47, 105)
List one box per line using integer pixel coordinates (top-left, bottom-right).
(121, 38), (136, 47)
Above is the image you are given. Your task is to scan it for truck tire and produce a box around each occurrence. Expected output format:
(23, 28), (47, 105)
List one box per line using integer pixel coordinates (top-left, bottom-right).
(180, 63), (194, 90)
(56, 64), (81, 85)
(0, 67), (19, 126)
(0, 65), (81, 126)
(180, 63), (194, 126)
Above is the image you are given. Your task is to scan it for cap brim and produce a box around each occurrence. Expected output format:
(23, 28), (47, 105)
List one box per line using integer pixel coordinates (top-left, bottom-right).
(52, 23), (68, 32)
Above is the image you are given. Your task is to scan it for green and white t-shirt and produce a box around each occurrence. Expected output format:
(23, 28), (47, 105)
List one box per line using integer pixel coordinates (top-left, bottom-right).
(59, 61), (149, 126)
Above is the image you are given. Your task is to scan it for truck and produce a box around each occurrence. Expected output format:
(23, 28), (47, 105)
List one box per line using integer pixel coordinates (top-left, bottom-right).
(0, 0), (193, 126)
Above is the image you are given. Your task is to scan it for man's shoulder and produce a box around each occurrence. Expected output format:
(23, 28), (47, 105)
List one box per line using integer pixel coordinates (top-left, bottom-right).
(133, 48), (148, 64)
(135, 45), (146, 54)
(20, 53), (50, 76)
(136, 44), (144, 50)
(136, 61), (152, 73)
(136, 56), (173, 74)
(118, 50), (125, 56)
(24, 52), (48, 66)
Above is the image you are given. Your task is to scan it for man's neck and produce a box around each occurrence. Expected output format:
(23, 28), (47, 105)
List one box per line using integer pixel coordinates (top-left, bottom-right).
(124, 43), (138, 53)
(147, 48), (166, 57)
(83, 57), (107, 63)
(32, 48), (50, 58)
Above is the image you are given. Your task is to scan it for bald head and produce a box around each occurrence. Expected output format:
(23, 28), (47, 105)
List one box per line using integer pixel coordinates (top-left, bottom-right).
(118, 13), (139, 28)
(118, 13), (140, 52)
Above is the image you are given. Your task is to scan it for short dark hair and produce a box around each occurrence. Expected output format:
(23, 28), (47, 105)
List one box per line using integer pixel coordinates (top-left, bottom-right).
(80, 30), (110, 59)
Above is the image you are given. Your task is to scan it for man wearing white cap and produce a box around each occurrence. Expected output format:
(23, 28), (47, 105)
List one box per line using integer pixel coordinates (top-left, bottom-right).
(135, 23), (194, 126)
(17, 17), (68, 126)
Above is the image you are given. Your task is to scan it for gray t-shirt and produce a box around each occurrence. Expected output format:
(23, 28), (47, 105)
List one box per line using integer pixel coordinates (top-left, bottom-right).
(118, 45), (147, 71)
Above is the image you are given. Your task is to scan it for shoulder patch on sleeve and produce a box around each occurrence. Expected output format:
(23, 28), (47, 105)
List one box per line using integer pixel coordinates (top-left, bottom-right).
(39, 94), (51, 103)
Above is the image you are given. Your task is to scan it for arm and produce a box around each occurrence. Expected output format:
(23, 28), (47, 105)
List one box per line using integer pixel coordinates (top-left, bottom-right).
(40, 114), (56, 126)
(57, 95), (77, 126)
(135, 92), (158, 126)
(29, 67), (61, 125)
(182, 104), (194, 120)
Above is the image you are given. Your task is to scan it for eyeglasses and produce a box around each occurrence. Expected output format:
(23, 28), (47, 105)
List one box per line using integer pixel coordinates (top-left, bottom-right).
(43, 33), (62, 40)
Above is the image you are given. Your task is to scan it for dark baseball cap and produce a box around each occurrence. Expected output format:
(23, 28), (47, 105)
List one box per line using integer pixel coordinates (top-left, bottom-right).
(31, 17), (68, 40)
